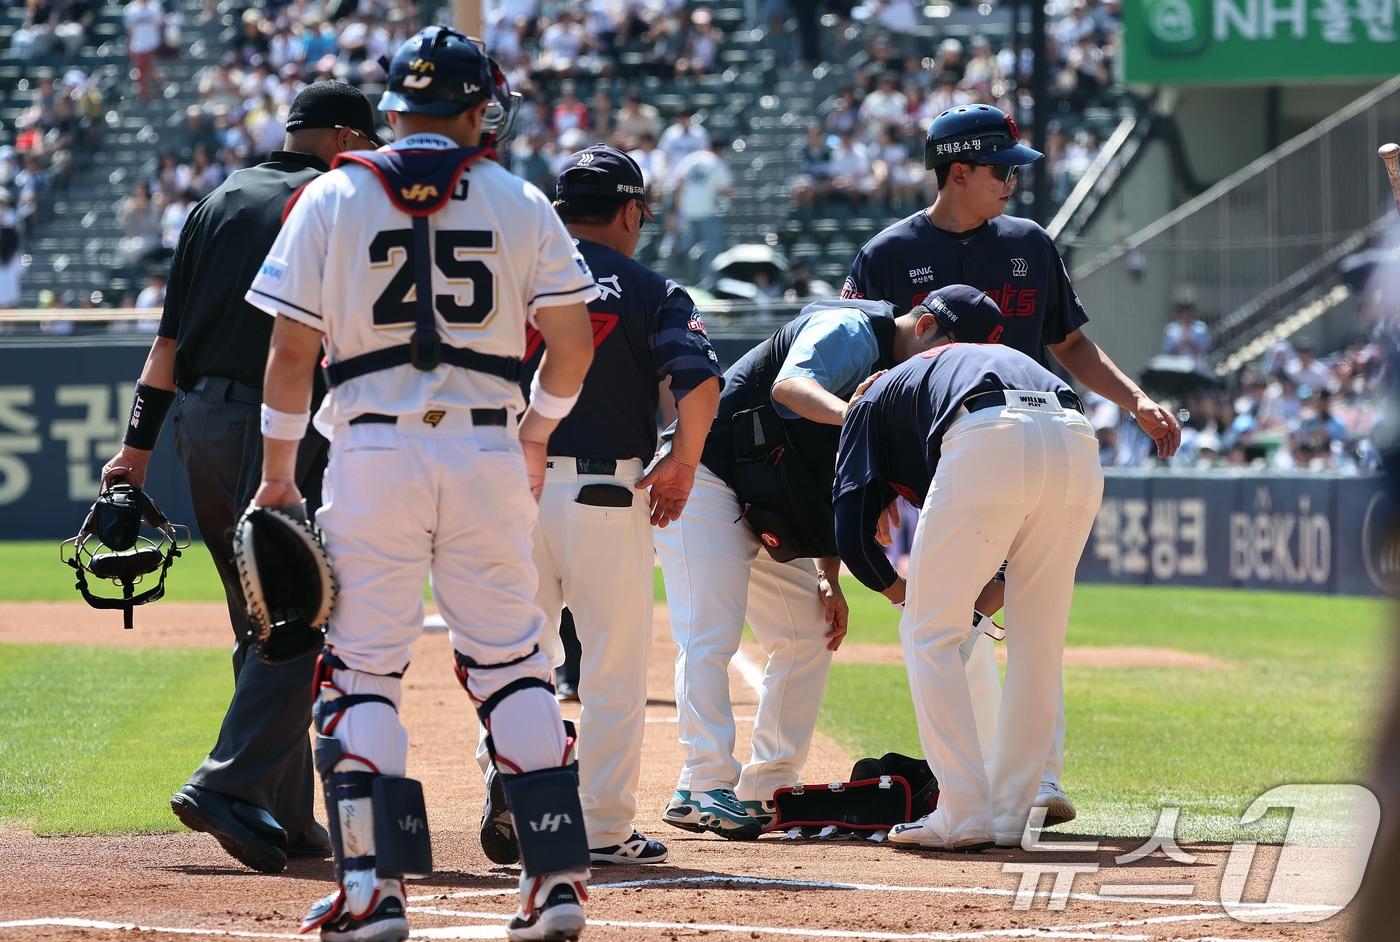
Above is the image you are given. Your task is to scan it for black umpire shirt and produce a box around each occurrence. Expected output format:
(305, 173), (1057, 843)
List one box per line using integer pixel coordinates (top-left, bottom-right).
(158, 151), (328, 390)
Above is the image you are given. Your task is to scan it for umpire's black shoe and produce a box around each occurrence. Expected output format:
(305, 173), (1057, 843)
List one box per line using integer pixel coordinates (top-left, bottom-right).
(287, 821), (333, 858)
(171, 784), (288, 873)
(554, 667), (579, 702)
(480, 765), (521, 865)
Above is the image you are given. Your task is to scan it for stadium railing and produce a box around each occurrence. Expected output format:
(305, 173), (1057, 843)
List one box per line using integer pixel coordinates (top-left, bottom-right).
(1068, 75), (1400, 378)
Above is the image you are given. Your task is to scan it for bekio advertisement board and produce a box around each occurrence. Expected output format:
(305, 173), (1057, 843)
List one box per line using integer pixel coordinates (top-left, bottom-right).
(1123, 0), (1400, 86)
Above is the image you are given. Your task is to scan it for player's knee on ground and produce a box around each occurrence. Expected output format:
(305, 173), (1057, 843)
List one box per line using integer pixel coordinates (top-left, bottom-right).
(309, 652), (430, 922)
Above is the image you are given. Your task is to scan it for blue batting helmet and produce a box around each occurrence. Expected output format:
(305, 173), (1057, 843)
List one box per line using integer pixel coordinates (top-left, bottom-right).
(924, 104), (1043, 170)
(378, 26), (517, 138)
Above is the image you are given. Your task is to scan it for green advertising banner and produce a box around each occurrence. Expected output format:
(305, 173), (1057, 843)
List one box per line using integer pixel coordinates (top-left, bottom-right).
(1123, 0), (1400, 85)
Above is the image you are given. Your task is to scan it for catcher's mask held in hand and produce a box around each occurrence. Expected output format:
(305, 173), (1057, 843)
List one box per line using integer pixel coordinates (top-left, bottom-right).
(60, 476), (190, 630)
(233, 505), (336, 664)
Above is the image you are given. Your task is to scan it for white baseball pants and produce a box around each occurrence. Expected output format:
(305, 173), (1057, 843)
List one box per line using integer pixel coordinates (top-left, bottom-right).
(532, 456), (654, 849)
(901, 401), (1102, 845)
(654, 463), (833, 802)
(318, 416), (568, 785)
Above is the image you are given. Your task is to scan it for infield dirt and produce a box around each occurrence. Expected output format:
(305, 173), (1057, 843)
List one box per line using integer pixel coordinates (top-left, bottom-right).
(0, 601), (1349, 941)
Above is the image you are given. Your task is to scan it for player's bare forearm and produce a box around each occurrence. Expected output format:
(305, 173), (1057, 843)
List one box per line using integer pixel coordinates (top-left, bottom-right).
(1047, 329), (1143, 410)
(671, 375), (719, 467)
(771, 376), (848, 426)
(1049, 328), (1182, 458)
(260, 315), (322, 485)
(532, 301), (594, 402)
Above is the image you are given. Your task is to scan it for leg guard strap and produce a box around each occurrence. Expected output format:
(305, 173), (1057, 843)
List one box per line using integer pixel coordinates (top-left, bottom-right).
(314, 693), (398, 732)
(474, 676), (554, 726)
(454, 646), (540, 672)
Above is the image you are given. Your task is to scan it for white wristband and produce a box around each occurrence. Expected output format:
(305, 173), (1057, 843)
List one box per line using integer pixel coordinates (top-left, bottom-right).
(529, 372), (581, 420)
(260, 403), (310, 440)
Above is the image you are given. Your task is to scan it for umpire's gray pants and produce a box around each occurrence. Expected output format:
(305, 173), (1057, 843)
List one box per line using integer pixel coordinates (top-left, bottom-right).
(174, 377), (327, 834)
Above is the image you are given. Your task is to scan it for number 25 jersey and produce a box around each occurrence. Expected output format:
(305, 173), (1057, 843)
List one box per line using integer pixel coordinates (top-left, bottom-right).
(246, 136), (600, 433)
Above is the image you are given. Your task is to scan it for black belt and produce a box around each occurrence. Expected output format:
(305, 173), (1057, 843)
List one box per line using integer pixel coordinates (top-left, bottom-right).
(350, 409), (508, 427)
(548, 457), (617, 475)
(963, 389), (1083, 414)
(189, 376), (261, 405)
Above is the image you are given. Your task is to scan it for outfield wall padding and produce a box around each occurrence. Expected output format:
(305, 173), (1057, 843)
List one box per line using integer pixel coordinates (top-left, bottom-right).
(1079, 471), (1395, 597)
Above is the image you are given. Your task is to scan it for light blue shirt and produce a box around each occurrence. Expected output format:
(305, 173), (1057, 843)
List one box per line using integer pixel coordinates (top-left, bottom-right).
(772, 300), (887, 419)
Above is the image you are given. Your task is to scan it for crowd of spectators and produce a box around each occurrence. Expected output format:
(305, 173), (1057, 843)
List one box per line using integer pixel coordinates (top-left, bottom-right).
(1086, 299), (1390, 473)
(791, 0), (1118, 214)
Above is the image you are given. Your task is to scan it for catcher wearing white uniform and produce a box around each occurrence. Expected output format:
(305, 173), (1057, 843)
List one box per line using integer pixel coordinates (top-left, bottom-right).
(246, 28), (598, 942)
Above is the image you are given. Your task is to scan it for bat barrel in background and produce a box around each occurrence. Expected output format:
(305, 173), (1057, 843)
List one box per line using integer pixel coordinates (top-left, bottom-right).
(1381, 143), (1400, 213)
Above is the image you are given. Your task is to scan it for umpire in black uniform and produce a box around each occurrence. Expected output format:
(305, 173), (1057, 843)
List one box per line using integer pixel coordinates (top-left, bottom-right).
(101, 82), (381, 874)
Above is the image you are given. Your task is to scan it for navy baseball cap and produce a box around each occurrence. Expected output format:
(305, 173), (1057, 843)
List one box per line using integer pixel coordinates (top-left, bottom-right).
(555, 144), (655, 219)
(913, 284), (1004, 343)
(924, 104), (1042, 169)
(286, 81), (384, 146)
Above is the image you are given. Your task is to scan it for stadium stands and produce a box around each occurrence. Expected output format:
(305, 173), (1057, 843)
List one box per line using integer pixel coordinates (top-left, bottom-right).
(0, 0), (1387, 472)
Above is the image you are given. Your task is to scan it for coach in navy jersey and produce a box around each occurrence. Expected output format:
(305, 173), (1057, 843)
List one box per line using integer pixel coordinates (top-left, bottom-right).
(476, 144), (723, 868)
(833, 285), (1103, 849)
(843, 104), (1179, 825)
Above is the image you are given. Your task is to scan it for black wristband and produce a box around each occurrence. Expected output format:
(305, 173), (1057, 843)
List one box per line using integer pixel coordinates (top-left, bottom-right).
(123, 382), (176, 450)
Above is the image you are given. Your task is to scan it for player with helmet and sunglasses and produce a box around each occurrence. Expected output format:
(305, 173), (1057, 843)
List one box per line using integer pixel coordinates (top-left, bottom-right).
(245, 27), (597, 942)
(841, 104), (1180, 841)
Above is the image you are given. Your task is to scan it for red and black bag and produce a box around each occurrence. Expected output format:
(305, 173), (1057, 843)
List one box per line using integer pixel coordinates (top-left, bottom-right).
(768, 753), (939, 832)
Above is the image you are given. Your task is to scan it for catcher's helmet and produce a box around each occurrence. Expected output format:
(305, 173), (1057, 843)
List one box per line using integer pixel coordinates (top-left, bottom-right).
(924, 104), (1043, 170)
(378, 26), (519, 141)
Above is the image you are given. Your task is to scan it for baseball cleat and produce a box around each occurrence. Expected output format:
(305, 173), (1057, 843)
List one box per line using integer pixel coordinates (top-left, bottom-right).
(740, 799), (776, 829)
(1033, 780), (1077, 828)
(287, 821), (333, 859)
(590, 830), (668, 864)
(887, 814), (993, 852)
(301, 883), (409, 942)
(480, 764), (521, 865)
(170, 784), (288, 874)
(507, 881), (587, 941)
(662, 788), (762, 840)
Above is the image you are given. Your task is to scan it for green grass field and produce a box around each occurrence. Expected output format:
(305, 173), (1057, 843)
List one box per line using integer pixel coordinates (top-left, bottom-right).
(0, 541), (1391, 840)
(0, 644), (230, 834)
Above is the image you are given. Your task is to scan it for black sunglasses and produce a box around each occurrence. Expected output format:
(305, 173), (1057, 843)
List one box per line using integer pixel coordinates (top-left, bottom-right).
(969, 162), (1019, 183)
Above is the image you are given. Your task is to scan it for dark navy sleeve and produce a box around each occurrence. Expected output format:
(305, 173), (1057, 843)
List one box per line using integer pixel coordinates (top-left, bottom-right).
(652, 282), (722, 401)
(1042, 238), (1089, 346)
(835, 486), (899, 592)
(834, 397), (899, 590)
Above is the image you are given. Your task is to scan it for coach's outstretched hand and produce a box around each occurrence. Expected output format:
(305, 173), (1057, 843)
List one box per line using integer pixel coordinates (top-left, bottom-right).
(1132, 395), (1182, 460)
(637, 452), (697, 528)
(817, 558), (849, 651)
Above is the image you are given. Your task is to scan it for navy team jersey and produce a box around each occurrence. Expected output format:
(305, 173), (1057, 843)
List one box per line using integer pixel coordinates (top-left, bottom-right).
(522, 238), (722, 461)
(842, 212), (1088, 365)
(833, 344), (1072, 591)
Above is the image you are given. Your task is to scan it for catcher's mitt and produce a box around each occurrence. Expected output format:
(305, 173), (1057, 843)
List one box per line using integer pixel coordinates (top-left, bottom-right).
(233, 505), (335, 663)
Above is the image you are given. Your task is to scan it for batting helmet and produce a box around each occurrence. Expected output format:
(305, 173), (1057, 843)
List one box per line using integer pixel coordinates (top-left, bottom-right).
(378, 26), (519, 140)
(924, 104), (1043, 170)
